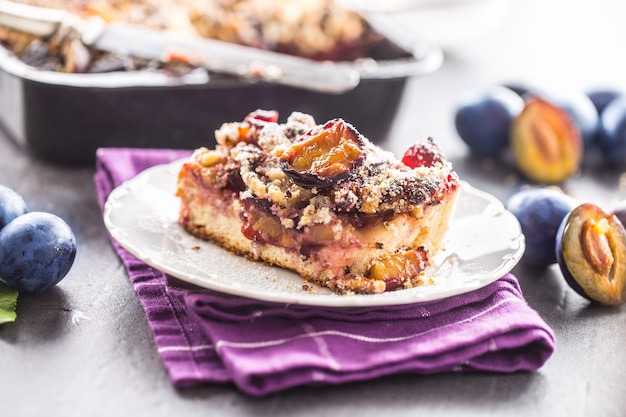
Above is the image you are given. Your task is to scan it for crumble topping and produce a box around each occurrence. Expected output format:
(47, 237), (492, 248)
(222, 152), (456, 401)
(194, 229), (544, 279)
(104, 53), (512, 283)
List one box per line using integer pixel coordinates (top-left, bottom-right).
(257, 112), (316, 153)
(194, 110), (457, 230)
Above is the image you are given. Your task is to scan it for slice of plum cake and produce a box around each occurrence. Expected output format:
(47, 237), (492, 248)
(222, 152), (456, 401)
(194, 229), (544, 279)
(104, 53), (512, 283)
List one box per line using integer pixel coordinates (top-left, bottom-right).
(176, 109), (460, 294)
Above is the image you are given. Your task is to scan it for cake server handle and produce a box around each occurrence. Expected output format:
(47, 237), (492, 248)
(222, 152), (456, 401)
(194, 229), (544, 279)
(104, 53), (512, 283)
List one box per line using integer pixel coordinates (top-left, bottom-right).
(0, 0), (361, 94)
(0, 0), (66, 37)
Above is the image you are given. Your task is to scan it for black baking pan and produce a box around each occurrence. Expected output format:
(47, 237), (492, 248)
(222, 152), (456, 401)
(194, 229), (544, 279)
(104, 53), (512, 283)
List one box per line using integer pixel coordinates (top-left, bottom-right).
(0, 17), (443, 166)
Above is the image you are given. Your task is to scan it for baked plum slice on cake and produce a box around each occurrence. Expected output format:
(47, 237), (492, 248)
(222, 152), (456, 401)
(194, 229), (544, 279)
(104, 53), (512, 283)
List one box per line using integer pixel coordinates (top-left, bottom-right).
(176, 110), (460, 294)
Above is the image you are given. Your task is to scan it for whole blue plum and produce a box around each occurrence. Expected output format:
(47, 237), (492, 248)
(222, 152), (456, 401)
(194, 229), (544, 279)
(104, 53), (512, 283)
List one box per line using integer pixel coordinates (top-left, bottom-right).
(586, 88), (622, 116)
(501, 83), (530, 97)
(598, 95), (626, 166)
(0, 212), (77, 293)
(506, 187), (577, 268)
(0, 185), (28, 230)
(454, 85), (524, 157)
(524, 89), (599, 147)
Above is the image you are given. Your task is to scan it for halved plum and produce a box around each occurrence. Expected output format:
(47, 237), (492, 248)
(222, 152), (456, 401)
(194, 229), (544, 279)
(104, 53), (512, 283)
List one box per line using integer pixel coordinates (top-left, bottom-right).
(510, 97), (583, 184)
(556, 203), (626, 305)
(523, 89), (599, 147)
(280, 118), (365, 188)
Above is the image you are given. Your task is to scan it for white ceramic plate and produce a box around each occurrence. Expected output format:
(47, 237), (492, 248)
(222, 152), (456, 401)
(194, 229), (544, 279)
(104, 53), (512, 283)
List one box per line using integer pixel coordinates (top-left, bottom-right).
(103, 160), (524, 307)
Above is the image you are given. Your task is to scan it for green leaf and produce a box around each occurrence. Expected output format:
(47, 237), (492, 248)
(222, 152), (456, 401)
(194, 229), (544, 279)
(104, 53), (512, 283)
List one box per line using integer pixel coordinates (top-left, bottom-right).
(0, 283), (18, 325)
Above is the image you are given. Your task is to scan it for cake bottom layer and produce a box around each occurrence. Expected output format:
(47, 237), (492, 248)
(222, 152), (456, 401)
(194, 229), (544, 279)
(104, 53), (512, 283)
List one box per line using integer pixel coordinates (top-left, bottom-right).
(178, 176), (459, 294)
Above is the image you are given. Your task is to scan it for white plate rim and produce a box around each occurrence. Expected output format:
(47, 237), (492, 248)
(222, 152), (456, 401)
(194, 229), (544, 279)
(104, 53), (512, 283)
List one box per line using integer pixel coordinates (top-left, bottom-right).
(103, 160), (525, 307)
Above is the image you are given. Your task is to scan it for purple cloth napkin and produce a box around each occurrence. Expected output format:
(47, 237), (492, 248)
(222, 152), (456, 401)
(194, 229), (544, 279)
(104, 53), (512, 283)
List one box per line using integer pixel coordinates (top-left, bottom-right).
(94, 147), (556, 397)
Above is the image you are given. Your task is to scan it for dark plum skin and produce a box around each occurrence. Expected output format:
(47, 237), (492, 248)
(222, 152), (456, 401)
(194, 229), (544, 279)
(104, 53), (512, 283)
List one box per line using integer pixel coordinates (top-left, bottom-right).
(506, 187), (577, 268)
(501, 82), (532, 98)
(0, 185), (28, 230)
(597, 95), (626, 166)
(454, 85), (524, 157)
(585, 89), (622, 116)
(0, 212), (77, 293)
(523, 89), (599, 147)
(612, 199), (626, 227)
(556, 204), (626, 305)
(555, 213), (586, 299)
(401, 137), (446, 168)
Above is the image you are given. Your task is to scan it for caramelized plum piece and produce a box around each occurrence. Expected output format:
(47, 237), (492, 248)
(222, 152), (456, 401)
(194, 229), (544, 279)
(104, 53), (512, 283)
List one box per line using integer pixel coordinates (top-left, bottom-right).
(244, 109), (279, 127)
(510, 97), (583, 184)
(240, 198), (291, 246)
(280, 118), (365, 188)
(401, 138), (445, 168)
(217, 109), (280, 147)
(241, 109), (280, 140)
(307, 224), (336, 244)
(369, 249), (428, 291)
(556, 203), (626, 306)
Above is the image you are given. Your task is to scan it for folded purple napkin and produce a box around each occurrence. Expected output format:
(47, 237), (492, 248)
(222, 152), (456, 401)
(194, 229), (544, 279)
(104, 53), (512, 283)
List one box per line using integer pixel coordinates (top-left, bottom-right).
(94, 147), (556, 397)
